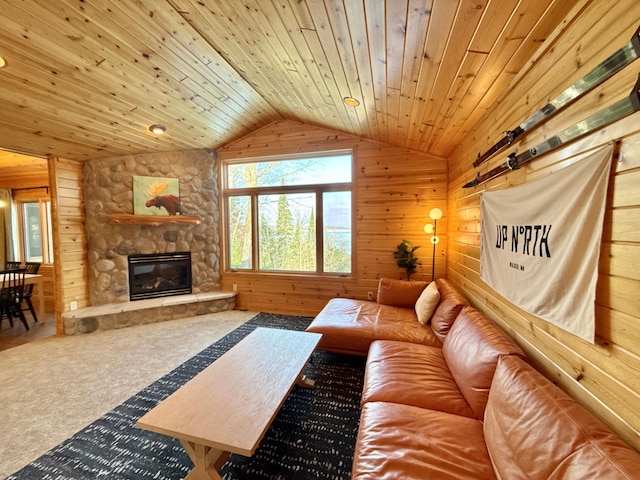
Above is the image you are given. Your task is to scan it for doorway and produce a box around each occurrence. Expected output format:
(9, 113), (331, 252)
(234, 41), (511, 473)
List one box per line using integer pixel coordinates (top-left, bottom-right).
(0, 150), (56, 349)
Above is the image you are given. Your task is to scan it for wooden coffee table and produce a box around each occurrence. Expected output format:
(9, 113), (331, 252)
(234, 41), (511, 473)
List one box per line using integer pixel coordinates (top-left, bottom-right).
(136, 327), (322, 480)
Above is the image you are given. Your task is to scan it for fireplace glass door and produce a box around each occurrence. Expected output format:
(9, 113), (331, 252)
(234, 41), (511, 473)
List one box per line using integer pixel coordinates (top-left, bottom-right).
(128, 252), (192, 300)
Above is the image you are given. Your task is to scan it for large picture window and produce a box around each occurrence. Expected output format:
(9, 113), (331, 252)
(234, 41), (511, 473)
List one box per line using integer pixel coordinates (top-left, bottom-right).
(224, 152), (353, 275)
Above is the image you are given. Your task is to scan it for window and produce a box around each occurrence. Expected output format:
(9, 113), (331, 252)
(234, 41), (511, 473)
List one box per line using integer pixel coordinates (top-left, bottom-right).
(15, 198), (53, 264)
(224, 152), (353, 274)
(23, 202), (43, 261)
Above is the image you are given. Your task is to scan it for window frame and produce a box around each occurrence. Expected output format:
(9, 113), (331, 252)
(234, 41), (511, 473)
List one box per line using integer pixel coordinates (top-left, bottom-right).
(222, 150), (354, 277)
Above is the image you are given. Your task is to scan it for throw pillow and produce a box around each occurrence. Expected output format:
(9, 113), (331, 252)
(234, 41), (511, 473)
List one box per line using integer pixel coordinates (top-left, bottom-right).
(415, 281), (440, 324)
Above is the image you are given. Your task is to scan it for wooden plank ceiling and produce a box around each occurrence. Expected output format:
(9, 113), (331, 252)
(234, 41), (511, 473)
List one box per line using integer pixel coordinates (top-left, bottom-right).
(0, 150), (48, 189)
(0, 0), (580, 163)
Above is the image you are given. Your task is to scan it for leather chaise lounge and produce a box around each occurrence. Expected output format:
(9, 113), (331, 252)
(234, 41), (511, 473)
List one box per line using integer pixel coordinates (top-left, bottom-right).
(306, 277), (468, 356)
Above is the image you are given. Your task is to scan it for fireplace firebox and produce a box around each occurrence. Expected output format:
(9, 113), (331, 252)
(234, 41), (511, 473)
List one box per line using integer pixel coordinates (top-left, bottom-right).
(128, 252), (192, 301)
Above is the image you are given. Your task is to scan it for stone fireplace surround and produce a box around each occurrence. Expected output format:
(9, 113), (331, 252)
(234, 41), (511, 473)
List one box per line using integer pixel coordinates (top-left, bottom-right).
(64, 149), (236, 335)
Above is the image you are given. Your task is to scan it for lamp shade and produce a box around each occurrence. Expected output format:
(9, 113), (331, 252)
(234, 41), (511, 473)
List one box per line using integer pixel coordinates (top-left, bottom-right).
(429, 208), (442, 220)
(424, 224), (434, 234)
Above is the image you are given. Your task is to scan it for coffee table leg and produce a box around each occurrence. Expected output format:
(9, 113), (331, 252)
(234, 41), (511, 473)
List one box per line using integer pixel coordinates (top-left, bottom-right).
(180, 439), (228, 480)
(296, 374), (315, 388)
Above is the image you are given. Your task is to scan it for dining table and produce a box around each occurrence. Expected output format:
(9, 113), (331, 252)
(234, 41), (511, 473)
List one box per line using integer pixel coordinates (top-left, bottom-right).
(0, 273), (46, 323)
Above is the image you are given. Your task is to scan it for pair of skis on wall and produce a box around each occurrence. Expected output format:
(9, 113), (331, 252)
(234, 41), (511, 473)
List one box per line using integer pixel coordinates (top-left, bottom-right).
(464, 24), (640, 189)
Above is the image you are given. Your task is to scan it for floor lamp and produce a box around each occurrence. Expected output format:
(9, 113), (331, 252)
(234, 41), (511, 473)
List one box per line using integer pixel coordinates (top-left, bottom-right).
(424, 208), (442, 281)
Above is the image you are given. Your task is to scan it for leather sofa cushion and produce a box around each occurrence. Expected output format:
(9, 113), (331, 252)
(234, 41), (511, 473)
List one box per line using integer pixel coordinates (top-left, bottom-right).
(305, 298), (441, 356)
(361, 340), (474, 417)
(431, 278), (468, 342)
(443, 306), (525, 420)
(376, 278), (428, 308)
(352, 401), (496, 480)
(485, 356), (640, 480)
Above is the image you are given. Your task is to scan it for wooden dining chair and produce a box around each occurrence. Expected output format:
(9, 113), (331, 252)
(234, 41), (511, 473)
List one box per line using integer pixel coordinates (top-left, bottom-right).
(4, 261), (21, 270)
(0, 268), (29, 330)
(20, 262), (41, 322)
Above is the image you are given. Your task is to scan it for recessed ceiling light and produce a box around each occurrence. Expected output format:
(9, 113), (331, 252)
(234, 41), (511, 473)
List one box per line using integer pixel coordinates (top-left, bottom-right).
(343, 96), (360, 107)
(0, 55), (6, 68)
(149, 124), (166, 134)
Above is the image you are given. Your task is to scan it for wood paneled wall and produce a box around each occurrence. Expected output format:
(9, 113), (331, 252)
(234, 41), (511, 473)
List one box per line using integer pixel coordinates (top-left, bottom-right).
(35, 263), (55, 314)
(49, 156), (88, 334)
(448, 0), (640, 450)
(218, 120), (447, 316)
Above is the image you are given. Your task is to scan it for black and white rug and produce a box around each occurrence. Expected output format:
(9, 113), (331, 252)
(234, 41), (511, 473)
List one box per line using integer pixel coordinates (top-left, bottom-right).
(7, 313), (365, 480)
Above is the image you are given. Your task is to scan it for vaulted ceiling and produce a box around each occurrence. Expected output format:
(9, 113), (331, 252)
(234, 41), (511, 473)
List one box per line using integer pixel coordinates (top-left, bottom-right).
(0, 0), (579, 162)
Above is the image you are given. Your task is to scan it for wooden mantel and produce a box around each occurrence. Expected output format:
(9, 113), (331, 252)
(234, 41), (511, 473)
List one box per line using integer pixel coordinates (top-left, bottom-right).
(108, 214), (201, 226)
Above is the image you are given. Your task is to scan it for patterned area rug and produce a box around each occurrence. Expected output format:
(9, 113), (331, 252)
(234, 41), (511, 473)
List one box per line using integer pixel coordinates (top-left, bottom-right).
(7, 313), (365, 480)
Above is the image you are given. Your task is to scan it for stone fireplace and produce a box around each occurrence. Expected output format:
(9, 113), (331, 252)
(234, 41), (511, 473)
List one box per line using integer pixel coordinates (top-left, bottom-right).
(65, 149), (235, 335)
(83, 148), (220, 304)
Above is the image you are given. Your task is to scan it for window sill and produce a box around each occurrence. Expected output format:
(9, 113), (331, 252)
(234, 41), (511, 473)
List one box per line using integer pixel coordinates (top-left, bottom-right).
(226, 270), (352, 280)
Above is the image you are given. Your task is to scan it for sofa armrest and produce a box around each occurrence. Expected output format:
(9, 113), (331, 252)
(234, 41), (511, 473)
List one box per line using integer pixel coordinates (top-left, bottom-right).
(484, 356), (640, 479)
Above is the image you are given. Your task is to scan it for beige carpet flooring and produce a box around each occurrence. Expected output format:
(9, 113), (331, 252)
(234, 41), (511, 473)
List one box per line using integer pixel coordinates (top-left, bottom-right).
(0, 310), (257, 479)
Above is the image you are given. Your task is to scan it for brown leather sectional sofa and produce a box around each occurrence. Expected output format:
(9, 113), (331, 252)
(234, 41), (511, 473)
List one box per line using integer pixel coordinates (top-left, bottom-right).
(306, 278), (640, 479)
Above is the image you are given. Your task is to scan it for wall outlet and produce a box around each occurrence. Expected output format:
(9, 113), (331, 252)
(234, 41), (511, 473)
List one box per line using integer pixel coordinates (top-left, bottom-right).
(232, 283), (238, 292)
(70, 301), (78, 311)
(367, 291), (374, 301)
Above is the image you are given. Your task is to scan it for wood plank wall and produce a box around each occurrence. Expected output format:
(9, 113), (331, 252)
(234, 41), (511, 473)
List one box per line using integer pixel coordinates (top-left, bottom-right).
(448, 0), (640, 450)
(49, 156), (89, 334)
(217, 120), (447, 316)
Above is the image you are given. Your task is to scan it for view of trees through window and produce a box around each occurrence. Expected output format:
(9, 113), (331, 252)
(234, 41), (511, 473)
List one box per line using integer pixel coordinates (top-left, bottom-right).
(225, 153), (352, 274)
(18, 199), (52, 263)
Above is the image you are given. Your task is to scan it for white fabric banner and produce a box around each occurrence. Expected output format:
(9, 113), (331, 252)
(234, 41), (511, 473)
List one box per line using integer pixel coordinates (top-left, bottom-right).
(480, 144), (613, 343)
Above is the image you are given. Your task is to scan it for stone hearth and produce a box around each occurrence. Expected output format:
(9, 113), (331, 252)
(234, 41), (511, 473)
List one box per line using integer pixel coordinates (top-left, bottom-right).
(62, 291), (236, 335)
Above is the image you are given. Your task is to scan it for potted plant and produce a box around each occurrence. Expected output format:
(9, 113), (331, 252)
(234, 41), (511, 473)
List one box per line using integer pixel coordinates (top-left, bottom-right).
(393, 239), (421, 280)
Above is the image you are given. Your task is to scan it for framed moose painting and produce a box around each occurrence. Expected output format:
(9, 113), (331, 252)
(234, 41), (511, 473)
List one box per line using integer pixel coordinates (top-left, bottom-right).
(133, 176), (181, 216)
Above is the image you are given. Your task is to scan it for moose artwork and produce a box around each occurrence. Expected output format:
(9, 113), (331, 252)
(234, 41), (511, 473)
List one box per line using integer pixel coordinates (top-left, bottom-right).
(133, 176), (181, 216)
